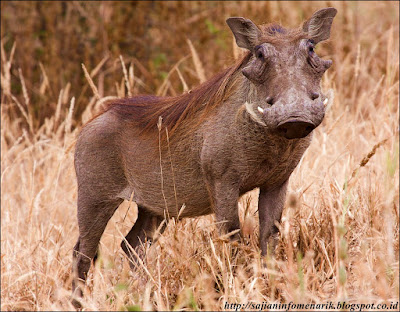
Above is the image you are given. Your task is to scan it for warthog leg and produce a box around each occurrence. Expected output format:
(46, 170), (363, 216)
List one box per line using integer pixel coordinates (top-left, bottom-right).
(121, 206), (167, 269)
(71, 198), (123, 309)
(208, 179), (241, 241)
(258, 180), (288, 256)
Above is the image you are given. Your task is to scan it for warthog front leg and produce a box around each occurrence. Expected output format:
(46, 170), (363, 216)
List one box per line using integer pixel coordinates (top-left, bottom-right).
(258, 180), (288, 255)
(208, 179), (241, 240)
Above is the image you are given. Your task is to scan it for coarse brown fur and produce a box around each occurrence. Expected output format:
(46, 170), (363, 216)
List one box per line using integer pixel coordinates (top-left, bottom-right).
(103, 53), (251, 144)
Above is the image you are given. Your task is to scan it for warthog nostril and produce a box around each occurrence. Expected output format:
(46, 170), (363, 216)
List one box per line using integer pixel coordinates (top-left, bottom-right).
(276, 121), (315, 139)
(305, 125), (314, 132)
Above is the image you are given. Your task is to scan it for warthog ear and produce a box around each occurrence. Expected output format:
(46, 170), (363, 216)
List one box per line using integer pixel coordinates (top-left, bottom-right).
(303, 7), (337, 44)
(226, 17), (261, 51)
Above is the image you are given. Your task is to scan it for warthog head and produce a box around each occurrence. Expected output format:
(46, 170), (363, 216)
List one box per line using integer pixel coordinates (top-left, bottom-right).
(227, 8), (337, 139)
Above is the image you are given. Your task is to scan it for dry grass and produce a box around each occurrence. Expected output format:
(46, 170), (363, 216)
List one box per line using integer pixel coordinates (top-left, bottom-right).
(1, 1), (399, 311)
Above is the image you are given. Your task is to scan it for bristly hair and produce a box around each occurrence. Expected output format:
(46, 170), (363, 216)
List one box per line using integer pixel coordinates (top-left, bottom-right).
(266, 24), (286, 35)
(260, 23), (308, 43)
(103, 53), (251, 144)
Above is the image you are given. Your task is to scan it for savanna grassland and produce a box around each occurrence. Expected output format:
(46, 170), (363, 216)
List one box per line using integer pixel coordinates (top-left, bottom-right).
(1, 1), (399, 311)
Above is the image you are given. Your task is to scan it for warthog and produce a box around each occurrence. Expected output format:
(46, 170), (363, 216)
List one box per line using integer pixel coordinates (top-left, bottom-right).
(72, 7), (336, 306)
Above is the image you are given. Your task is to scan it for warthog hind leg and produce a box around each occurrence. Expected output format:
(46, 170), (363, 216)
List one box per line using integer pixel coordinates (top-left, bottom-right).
(121, 206), (167, 269)
(71, 198), (123, 308)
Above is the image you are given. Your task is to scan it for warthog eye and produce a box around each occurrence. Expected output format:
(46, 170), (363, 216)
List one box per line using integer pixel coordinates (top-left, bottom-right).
(307, 39), (315, 55)
(254, 45), (266, 60)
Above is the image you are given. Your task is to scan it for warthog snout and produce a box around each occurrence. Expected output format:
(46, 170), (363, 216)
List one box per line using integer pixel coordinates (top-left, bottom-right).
(260, 98), (326, 138)
(276, 120), (315, 139)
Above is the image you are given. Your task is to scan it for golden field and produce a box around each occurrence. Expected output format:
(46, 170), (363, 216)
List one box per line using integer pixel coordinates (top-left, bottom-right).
(1, 1), (399, 311)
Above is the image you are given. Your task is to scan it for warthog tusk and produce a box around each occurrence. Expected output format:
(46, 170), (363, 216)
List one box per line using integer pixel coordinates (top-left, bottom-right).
(244, 102), (267, 126)
(323, 98), (328, 107)
(257, 106), (264, 113)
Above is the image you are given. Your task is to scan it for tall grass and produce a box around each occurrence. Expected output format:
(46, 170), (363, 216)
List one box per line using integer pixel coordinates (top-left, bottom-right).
(1, 1), (399, 311)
